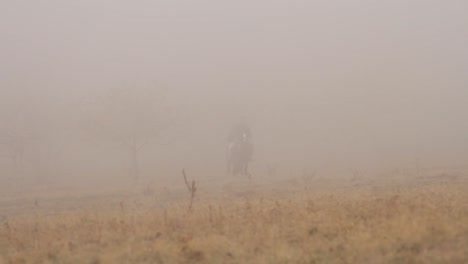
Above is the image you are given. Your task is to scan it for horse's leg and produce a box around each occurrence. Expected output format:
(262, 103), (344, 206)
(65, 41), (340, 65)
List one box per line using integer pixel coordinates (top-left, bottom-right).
(226, 158), (232, 175)
(245, 164), (250, 179)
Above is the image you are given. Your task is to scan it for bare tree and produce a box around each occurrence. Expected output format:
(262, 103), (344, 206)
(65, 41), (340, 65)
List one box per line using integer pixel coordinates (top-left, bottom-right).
(0, 105), (41, 178)
(90, 85), (174, 182)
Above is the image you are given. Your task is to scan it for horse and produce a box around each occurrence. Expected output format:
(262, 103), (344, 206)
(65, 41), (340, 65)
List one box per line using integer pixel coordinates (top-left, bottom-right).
(226, 132), (253, 178)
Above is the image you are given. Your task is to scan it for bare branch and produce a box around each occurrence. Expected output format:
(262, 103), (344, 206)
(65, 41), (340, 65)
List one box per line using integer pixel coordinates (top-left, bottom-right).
(182, 168), (197, 211)
(182, 168), (192, 192)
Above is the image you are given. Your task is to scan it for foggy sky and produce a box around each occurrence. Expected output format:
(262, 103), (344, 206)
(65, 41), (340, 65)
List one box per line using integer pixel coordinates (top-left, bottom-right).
(1, 0), (468, 184)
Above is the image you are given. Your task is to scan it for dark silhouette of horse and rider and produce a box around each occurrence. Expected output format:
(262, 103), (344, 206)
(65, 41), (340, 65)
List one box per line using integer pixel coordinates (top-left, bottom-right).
(226, 118), (253, 177)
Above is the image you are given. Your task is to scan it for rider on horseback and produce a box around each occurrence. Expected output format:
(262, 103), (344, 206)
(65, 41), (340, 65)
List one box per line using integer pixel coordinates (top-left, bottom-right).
(227, 119), (252, 146)
(226, 117), (254, 176)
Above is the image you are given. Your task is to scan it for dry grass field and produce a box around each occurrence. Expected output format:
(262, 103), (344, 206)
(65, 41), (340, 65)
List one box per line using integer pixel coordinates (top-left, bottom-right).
(0, 172), (467, 264)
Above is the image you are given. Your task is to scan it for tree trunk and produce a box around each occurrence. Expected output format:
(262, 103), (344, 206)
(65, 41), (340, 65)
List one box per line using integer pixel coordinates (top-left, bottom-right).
(130, 147), (140, 183)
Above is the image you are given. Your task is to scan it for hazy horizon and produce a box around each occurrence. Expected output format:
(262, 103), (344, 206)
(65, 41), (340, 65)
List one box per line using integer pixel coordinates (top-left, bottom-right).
(1, 0), (467, 190)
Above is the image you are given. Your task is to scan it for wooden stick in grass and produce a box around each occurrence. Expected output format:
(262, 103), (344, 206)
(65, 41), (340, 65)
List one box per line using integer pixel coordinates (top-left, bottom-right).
(182, 168), (196, 211)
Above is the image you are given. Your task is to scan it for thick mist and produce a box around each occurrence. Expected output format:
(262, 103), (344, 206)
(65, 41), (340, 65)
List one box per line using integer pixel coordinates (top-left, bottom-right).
(1, 0), (467, 191)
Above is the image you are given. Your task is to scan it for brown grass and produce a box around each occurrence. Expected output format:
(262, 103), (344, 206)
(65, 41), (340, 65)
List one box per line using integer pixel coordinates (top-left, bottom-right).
(0, 175), (467, 264)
